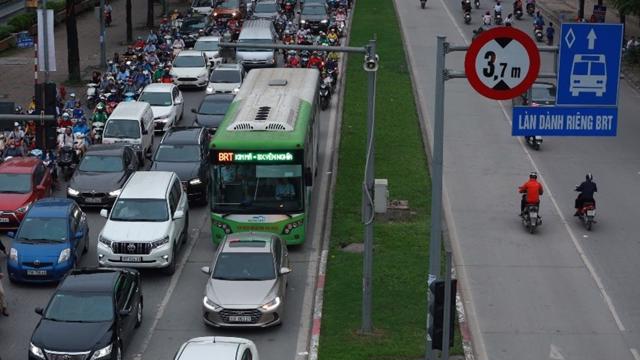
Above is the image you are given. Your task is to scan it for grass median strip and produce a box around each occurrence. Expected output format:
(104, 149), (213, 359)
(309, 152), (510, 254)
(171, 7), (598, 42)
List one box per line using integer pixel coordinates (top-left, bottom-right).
(317, 0), (463, 357)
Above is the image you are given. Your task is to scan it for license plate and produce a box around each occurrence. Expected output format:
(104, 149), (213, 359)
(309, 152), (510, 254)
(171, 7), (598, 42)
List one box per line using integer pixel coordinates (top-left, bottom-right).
(121, 256), (142, 262)
(586, 210), (596, 216)
(229, 315), (252, 322)
(0, 218), (8, 223)
(27, 270), (47, 276)
(85, 197), (103, 203)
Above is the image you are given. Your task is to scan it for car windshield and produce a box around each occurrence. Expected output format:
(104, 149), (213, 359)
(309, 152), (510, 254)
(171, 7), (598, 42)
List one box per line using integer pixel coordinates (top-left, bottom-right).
(213, 252), (276, 280)
(238, 38), (274, 52)
(79, 155), (124, 172)
(0, 173), (31, 193)
(45, 292), (113, 322)
(194, 39), (219, 51)
(181, 18), (207, 31)
(103, 119), (140, 139)
(155, 144), (200, 162)
(532, 86), (556, 103)
(192, 0), (211, 6)
(212, 164), (304, 213)
(302, 5), (326, 15)
(173, 55), (205, 67)
(255, 2), (277, 12)
(210, 69), (241, 83)
(138, 91), (173, 106)
(218, 0), (239, 9)
(17, 217), (68, 243)
(110, 199), (169, 222)
(199, 98), (231, 114)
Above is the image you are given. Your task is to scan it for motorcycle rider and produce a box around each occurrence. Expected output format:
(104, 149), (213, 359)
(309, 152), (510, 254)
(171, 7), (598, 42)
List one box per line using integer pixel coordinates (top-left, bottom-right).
(143, 41), (157, 53)
(147, 30), (159, 45)
(58, 112), (73, 128)
(534, 11), (544, 27)
(64, 93), (79, 110)
(327, 28), (339, 45)
(92, 102), (108, 124)
(513, 0), (523, 12)
(286, 51), (300, 68)
(518, 172), (544, 216)
(3, 139), (24, 158)
(57, 127), (76, 153)
(494, 1), (503, 14)
(172, 35), (185, 56)
(482, 11), (492, 25)
(308, 51), (324, 70)
(72, 118), (91, 140)
(116, 65), (130, 82)
(546, 22), (555, 45)
(574, 173), (597, 216)
(505, 13), (514, 26)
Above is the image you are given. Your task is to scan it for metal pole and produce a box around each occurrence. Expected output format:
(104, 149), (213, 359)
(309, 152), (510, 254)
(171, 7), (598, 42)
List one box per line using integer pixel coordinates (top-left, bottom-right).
(426, 34), (446, 360)
(42, 0), (49, 83)
(361, 38), (377, 334)
(100, 0), (107, 69)
(442, 250), (453, 360)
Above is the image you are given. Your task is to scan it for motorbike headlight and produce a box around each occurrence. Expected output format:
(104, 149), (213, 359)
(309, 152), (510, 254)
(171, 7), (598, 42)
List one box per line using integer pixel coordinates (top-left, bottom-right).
(98, 234), (112, 247)
(232, 11), (237, 16)
(9, 248), (18, 262)
(151, 236), (170, 249)
(108, 189), (122, 197)
(189, 178), (202, 185)
(203, 296), (223, 311)
(259, 297), (281, 312)
(16, 202), (32, 213)
(300, 19), (306, 23)
(58, 248), (71, 263)
(131, 144), (142, 150)
(67, 188), (80, 196)
(213, 11), (218, 16)
(90, 343), (113, 360)
(29, 342), (45, 359)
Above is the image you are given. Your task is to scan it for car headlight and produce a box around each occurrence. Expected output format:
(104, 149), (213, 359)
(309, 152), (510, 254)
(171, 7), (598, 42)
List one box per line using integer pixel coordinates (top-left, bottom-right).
(16, 202), (32, 213)
(260, 297), (281, 312)
(90, 343), (113, 360)
(29, 342), (45, 359)
(206, 86), (214, 93)
(300, 19), (306, 23)
(203, 296), (223, 311)
(108, 189), (122, 197)
(151, 236), (170, 249)
(58, 248), (71, 263)
(321, 19), (328, 23)
(189, 178), (202, 185)
(98, 234), (112, 247)
(67, 188), (80, 196)
(233, 87), (240, 94)
(131, 144), (142, 150)
(232, 11), (236, 16)
(9, 248), (18, 262)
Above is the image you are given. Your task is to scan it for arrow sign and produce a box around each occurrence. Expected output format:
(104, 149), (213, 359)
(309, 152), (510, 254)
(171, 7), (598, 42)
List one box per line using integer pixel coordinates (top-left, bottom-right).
(587, 28), (597, 50)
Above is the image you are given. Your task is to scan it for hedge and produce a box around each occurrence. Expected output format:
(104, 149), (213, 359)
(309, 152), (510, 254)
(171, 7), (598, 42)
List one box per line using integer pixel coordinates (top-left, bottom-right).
(46, 0), (66, 12)
(0, 24), (15, 40)
(7, 12), (36, 32)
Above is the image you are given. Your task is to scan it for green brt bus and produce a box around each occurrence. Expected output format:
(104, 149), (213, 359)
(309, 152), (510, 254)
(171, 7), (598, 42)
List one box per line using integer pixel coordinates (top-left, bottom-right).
(209, 68), (320, 245)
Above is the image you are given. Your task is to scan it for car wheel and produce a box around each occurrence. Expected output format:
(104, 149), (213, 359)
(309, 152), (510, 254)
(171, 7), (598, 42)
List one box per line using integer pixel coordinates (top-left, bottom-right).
(134, 300), (143, 328)
(163, 246), (177, 275)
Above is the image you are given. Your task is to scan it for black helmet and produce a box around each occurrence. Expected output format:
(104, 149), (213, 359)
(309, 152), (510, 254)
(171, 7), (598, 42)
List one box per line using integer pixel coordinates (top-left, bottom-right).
(586, 173), (593, 181)
(529, 171), (538, 179)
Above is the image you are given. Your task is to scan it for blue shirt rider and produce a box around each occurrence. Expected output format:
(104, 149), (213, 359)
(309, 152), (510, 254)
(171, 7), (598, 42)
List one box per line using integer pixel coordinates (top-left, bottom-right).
(64, 94), (79, 110)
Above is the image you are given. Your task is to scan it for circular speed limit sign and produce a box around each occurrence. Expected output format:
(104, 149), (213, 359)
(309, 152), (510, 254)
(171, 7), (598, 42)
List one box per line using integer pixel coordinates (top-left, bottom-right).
(465, 27), (540, 100)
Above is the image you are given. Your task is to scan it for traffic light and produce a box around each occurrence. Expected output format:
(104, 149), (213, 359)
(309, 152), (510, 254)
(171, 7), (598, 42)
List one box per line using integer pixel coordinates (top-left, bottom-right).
(429, 279), (457, 350)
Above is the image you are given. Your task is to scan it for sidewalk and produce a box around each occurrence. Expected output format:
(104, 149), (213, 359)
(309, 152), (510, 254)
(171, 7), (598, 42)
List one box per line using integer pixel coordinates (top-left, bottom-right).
(0, 0), (188, 108)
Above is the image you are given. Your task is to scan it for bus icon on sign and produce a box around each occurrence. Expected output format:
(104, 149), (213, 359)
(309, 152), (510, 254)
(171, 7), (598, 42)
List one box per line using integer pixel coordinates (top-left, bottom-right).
(570, 54), (607, 97)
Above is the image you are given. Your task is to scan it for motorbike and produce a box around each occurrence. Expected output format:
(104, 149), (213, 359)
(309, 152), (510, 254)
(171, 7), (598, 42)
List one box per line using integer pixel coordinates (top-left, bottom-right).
(464, 10), (472, 24)
(515, 7), (523, 19)
(319, 82), (331, 110)
(58, 145), (76, 182)
(576, 200), (596, 230)
(86, 83), (99, 110)
(521, 203), (542, 233)
(420, 0), (426, 8)
(526, 2), (535, 15)
(300, 50), (311, 68)
(525, 135), (543, 150)
(534, 24), (544, 42)
(494, 10), (503, 25)
(474, 0), (480, 8)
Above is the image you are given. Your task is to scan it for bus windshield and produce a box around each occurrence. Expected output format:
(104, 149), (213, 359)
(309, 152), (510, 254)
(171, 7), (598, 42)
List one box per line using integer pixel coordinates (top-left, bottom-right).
(211, 164), (303, 213)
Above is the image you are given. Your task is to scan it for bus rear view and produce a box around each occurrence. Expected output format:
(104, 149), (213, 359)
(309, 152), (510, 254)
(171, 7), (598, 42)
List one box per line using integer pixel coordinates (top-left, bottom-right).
(570, 54), (607, 97)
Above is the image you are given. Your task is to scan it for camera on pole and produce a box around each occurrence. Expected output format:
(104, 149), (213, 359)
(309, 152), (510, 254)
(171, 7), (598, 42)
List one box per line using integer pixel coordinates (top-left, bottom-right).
(363, 54), (379, 72)
(428, 279), (457, 350)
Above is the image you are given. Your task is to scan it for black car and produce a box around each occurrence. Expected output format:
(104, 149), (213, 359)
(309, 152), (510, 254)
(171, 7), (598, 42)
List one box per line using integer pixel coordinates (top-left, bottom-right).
(512, 82), (557, 106)
(29, 268), (143, 360)
(179, 15), (213, 48)
(300, 3), (329, 33)
(150, 127), (210, 203)
(192, 93), (234, 132)
(67, 145), (139, 207)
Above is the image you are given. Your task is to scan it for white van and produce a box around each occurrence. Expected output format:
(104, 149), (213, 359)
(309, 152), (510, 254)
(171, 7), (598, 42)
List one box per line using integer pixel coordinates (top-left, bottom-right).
(236, 19), (278, 69)
(102, 102), (154, 163)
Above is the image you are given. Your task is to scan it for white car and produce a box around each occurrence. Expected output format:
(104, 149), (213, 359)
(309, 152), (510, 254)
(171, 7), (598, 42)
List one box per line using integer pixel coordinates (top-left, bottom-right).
(206, 63), (245, 94)
(171, 50), (211, 89)
(191, 0), (215, 14)
(194, 36), (223, 67)
(97, 171), (189, 275)
(174, 337), (259, 360)
(138, 83), (185, 133)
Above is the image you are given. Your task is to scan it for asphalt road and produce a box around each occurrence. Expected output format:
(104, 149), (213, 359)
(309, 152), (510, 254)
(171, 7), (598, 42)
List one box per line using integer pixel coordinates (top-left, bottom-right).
(0, 66), (342, 359)
(395, 1), (640, 359)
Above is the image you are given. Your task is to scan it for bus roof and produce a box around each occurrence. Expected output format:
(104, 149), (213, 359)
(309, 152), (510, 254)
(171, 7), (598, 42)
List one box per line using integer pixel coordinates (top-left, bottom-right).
(210, 68), (319, 150)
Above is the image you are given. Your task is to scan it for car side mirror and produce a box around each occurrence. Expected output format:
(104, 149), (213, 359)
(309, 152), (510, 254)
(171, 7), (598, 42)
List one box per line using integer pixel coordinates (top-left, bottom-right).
(280, 266), (292, 275)
(191, 108), (197, 114)
(173, 210), (185, 219)
(100, 209), (109, 218)
(119, 309), (131, 317)
(201, 266), (211, 274)
(35, 307), (44, 315)
(75, 231), (83, 239)
(6, 231), (15, 238)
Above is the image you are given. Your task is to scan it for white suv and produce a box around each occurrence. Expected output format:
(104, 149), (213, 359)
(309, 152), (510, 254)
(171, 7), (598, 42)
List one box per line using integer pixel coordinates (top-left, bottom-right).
(97, 171), (189, 275)
(174, 337), (259, 360)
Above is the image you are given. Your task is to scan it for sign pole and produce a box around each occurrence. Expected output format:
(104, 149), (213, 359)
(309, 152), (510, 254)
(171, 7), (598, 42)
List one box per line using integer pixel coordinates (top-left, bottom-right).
(41, 0), (49, 84)
(100, 0), (107, 69)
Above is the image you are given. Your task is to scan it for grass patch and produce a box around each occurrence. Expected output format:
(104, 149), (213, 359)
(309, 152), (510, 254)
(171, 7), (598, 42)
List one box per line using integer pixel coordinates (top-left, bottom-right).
(317, 0), (464, 358)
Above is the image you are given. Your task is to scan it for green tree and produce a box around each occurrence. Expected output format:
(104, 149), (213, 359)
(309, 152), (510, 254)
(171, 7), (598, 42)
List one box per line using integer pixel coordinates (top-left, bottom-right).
(65, 0), (80, 82)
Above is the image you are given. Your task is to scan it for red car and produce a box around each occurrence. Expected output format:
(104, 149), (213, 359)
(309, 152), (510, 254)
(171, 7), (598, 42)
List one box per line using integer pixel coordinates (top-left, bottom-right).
(0, 157), (52, 230)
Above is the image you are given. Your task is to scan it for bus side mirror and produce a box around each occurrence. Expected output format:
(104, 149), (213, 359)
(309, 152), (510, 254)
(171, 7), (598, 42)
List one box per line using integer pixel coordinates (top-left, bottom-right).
(305, 167), (313, 186)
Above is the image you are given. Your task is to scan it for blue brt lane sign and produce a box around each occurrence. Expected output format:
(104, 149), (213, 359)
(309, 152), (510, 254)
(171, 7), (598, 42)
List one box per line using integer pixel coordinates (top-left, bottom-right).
(512, 106), (617, 136)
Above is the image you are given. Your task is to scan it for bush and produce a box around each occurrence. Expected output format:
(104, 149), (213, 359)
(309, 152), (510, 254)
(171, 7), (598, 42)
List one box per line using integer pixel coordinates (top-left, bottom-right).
(0, 24), (15, 40)
(624, 47), (640, 65)
(46, 0), (66, 12)
(8, 13), (36, 32)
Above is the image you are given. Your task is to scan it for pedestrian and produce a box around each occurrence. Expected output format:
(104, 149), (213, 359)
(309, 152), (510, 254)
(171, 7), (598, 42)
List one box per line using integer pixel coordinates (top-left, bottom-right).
(546, 22), (554, 45)
(0, 265), (8, 316)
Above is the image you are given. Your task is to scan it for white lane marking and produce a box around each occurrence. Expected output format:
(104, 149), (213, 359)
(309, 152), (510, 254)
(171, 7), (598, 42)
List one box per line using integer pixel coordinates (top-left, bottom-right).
(549, 344), (566, 360)
(131, 223), (206, 360)
(438, 0), (627, 336)
(630, 348), (640, 360)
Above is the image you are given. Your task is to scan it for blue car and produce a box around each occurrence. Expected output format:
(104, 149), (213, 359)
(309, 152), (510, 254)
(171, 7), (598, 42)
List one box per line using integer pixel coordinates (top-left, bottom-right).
(6, 198), (89, 283)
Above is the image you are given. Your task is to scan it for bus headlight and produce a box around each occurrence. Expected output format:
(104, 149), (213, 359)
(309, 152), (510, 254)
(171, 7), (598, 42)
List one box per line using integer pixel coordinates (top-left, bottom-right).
(283, 219), (303, 234)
